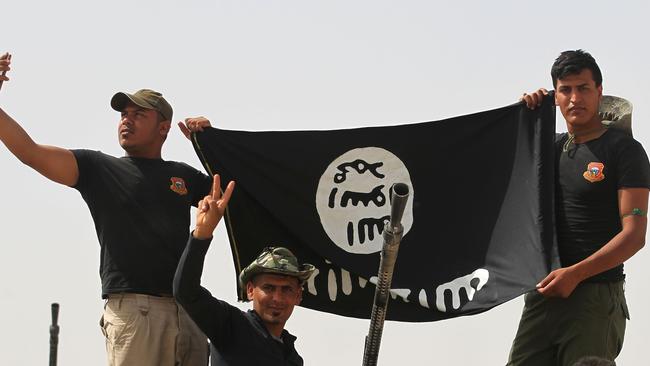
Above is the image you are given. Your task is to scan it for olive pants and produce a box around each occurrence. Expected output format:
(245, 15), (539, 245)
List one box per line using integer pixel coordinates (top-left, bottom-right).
(507, 281), (629, 366)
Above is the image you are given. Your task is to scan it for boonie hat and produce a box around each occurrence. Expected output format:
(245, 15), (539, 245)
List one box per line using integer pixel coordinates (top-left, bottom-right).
(110, 89), (173, 121)
(239, 246), (315, 288)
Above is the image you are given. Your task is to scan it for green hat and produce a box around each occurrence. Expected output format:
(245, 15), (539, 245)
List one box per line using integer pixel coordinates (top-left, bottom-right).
(239, 247), (316, 288)
(110, 89), (173, 121)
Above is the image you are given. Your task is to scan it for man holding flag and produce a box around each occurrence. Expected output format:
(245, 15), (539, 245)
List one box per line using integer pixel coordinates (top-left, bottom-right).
(509, 49), (650, 365)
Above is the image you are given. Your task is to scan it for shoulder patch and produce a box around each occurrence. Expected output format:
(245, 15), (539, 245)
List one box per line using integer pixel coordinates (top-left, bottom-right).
(170, 177), (188, 195)
(583, 162), (605, 183)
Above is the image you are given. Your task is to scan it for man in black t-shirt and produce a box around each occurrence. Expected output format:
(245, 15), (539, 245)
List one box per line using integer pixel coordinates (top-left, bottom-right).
(0, 53), (214, 365)
(508, 50), (650, 366)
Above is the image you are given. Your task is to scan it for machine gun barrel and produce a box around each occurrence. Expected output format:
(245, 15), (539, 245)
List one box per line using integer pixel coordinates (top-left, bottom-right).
(49, 303), (59, 366)
(362, 183), (410, 366)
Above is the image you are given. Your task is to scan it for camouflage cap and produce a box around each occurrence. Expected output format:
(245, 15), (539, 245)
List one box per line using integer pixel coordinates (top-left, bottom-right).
(110, 89), (173, 121)
(239, 247), (315, 288)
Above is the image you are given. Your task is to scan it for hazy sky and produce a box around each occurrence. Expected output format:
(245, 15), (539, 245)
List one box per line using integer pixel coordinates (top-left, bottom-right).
(2, 1), (650, 365)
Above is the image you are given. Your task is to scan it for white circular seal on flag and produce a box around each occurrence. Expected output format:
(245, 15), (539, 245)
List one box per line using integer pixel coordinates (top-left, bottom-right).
(316, 147), (414, 254)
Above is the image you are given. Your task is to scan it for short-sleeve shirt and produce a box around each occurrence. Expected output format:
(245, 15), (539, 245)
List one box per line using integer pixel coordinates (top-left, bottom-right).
(72, 149), (212, 297)
(555, 129), (650, 282)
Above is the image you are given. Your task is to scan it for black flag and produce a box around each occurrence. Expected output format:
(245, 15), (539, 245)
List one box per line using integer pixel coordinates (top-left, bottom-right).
(192, 97), (559, 322)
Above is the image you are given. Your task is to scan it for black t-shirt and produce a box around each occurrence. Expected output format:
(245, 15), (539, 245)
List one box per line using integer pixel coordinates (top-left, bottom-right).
(555, 129), (650, 282)
(72, 149), (212, 297)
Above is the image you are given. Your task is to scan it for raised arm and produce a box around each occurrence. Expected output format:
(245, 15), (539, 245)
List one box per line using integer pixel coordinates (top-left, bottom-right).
(173, 175), (235, 340)
(0, 53), (79, 186)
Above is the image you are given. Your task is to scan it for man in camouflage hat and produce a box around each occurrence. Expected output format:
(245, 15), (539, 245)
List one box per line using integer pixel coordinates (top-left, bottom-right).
(174, 175), (314, 366)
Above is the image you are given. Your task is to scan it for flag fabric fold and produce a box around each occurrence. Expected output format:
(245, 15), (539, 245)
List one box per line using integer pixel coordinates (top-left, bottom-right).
(192, 97), (559, 322)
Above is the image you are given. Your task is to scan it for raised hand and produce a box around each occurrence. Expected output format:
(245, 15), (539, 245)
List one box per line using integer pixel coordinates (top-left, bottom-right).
(193, 174), (235, 239)
(520, 88), (549, 110)
(0, 52), (12, 91)
(178, 116), (212, 140)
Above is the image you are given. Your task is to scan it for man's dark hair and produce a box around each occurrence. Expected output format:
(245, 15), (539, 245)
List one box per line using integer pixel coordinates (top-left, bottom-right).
(571, 356), (615, 366)
(551, 49), (602, 88)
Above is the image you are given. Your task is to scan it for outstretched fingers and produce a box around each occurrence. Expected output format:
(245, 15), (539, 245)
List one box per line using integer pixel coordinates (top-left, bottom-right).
(208, 174), (235, 211)
(199, 174), (221, 213)
(220, 181), (235, 208)
(214, 174), (222, 199)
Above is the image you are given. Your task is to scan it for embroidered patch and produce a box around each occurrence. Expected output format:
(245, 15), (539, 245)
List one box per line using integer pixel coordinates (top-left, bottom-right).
(170, 177), (188, 195)
(583, 162), (605, 183)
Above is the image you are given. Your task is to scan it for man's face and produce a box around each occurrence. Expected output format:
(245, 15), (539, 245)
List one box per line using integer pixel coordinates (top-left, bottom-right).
(555, 68), (602, 129)
(247, 273), (302, 330)
(117, 103), (169, 154)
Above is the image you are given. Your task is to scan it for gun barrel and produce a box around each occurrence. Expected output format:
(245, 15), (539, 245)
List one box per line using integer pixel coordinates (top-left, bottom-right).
(388, 183), (409, 230)
(362, 183), (410, 366)
(49, 303), (60, 366)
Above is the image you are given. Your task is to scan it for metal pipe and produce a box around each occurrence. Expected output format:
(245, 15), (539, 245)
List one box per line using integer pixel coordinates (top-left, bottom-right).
(362, 183), (410, 366)
(49, 303), (59, 366)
